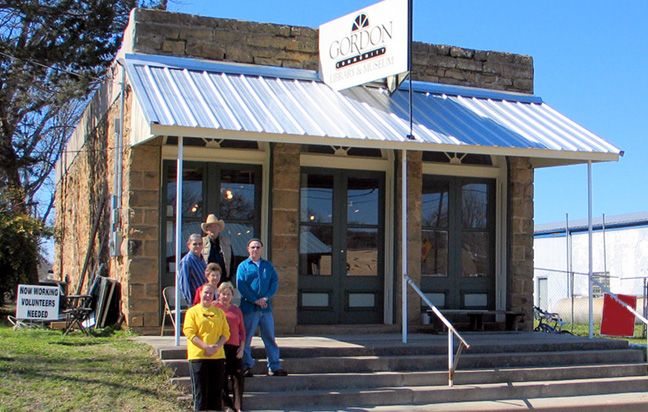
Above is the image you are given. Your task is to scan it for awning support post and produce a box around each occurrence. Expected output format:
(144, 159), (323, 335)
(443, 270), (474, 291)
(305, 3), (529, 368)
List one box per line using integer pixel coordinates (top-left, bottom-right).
(587, 160), (594, 339)
(402, 149), (408, 344)
(174, 136), (184, 346)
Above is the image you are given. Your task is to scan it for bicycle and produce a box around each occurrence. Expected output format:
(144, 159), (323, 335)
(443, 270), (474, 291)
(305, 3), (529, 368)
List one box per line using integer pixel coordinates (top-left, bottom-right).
(533, 306), (572, 334)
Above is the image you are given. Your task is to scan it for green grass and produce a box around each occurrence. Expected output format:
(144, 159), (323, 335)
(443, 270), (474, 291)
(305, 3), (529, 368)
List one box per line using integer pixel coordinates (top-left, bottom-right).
(562, 322), (648, 345)
(0, 325), (189, 412)
(534, 319), (648, 345)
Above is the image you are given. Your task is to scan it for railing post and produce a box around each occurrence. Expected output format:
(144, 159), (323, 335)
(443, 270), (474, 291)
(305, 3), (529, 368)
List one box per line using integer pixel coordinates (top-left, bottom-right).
(448, 331), (454, 387)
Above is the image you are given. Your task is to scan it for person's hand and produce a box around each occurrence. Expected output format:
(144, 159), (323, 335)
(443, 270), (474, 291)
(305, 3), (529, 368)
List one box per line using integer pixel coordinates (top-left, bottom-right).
(204, 343), (220, 356)
(255, 297), (268, 308)
(236, 346), (244, 359)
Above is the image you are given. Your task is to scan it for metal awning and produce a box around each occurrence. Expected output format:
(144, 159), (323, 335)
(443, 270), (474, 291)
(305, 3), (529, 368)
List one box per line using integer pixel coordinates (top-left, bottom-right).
(124, 53), (622, 166)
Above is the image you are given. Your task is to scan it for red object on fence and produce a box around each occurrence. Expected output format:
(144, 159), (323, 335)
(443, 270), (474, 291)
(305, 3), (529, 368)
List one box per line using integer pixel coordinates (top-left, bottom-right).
(601, 293), (637, 337)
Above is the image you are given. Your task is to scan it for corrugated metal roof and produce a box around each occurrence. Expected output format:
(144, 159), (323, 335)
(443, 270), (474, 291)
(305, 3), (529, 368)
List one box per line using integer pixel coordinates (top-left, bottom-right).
(535, 212), (648, 236)
(124, 53), (622, 163)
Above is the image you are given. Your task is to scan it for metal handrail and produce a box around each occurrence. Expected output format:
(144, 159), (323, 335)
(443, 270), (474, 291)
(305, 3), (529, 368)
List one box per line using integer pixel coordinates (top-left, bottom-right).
(591, 276), (648, 362)
(404, 274), (470, 386)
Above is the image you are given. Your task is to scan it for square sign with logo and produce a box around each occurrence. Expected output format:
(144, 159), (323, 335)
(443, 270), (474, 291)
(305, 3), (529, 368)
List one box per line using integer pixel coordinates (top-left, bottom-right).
(16, 284), (61, 320)
(319, 0), (409, 91)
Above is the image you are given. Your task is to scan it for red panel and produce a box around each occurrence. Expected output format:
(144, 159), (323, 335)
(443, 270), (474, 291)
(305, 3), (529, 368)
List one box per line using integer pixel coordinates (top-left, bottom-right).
(601, 293), (637, 337)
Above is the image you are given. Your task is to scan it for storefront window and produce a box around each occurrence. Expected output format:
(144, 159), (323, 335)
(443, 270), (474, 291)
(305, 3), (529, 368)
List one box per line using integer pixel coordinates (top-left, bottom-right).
(162, 161), (261, 288)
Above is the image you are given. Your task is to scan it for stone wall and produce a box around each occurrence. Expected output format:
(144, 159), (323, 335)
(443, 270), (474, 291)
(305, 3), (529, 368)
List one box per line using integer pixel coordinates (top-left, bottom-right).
(394, 151), (423, 325)
(54, 88), (116, 296)
(54, 76), (163, 332)
(508, 157), (535, 331)
(128, 8), (533, 93)
(120, 125), (162, 333)
(270, 143), (300, 334)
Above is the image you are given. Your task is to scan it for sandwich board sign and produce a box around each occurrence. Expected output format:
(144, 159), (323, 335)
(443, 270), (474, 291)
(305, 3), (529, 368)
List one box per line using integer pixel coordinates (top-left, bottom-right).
(16, 284), (60, 320)
(319, 0), (409, 92)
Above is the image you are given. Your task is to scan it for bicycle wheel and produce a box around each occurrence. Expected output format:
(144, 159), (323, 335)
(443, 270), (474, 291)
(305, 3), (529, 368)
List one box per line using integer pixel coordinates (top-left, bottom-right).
(537, 323), (555, 333)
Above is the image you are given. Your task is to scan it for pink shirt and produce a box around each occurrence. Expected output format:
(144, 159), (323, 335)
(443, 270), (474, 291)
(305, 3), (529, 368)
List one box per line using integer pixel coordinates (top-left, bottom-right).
(215, 302), (246, 347)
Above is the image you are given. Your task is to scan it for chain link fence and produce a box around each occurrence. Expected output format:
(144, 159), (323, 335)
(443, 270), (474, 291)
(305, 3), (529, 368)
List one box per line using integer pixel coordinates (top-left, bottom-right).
(533, 268), (648, 337)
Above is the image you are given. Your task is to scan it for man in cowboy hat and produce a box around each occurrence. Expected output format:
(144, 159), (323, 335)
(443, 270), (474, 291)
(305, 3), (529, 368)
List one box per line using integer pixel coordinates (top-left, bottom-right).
(202, 214), (233, 283)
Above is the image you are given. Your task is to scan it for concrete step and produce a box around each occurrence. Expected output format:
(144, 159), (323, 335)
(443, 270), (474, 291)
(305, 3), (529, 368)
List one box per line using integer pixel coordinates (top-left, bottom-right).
(238, 375), (648, 411)
(275, 391), (648, 412)
(163, 348), (645, 377)
(171, 363), (648, 392)
(156, 336), (630, 360)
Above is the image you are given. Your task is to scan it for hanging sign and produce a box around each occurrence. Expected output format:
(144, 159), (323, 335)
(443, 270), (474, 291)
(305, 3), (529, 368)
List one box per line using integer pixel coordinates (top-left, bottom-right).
(319, 0), (409, 91)
(16, 284), (61, 320)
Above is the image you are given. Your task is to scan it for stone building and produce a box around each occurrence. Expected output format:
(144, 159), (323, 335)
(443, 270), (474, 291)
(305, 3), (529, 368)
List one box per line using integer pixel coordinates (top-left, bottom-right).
(54, 8), (621, 334)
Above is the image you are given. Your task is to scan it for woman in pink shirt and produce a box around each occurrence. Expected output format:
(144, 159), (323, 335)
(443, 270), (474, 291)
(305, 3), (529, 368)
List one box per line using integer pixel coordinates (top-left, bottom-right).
(216, 282), (246, 412)
(193, 263), (221, 306)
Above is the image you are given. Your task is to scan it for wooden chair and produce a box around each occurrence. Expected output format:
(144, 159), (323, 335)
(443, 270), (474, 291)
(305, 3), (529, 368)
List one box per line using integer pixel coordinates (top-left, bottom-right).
(161, 286), (189, 336)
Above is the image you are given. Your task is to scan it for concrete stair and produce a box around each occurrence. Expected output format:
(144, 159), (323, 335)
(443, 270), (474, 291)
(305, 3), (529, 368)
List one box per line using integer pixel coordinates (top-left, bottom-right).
(147, 332), (648, 411)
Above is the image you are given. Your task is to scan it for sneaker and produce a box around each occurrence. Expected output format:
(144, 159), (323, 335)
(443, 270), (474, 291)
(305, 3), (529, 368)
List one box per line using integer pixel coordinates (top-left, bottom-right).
(267, 369), (288, 376)
(243, 368), (253, 378)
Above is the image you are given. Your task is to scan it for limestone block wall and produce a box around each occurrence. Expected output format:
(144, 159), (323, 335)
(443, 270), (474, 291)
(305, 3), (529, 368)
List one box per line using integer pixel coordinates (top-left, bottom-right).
(54, 91), (116, 296)
(54, 77), (163, 332)
(270, 143), (300, 334)
(121, 138), (162, 333)
(508, 157), (535, 330)
(394, 151), (423, 324)
(127, 8), (533, 93)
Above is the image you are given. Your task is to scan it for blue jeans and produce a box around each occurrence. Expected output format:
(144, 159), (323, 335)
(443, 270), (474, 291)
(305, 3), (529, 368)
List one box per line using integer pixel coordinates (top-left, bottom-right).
(243, 310), (282, 372)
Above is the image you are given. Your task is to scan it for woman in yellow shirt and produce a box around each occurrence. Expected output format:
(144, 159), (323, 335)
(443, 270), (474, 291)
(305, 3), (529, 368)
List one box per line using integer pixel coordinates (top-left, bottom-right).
(183, 283), (230, 411)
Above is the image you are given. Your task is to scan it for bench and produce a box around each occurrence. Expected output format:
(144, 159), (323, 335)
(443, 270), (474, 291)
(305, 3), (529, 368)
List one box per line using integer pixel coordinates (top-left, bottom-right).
(427, 309), (525, 331)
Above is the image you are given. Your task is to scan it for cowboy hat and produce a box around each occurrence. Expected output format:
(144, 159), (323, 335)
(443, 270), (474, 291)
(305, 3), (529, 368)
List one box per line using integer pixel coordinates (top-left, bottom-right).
(201, 214), (225, 232)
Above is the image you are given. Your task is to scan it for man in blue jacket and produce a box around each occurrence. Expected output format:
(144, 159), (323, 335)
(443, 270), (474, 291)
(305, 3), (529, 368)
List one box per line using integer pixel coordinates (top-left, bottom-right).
(236, 238), (288, 377)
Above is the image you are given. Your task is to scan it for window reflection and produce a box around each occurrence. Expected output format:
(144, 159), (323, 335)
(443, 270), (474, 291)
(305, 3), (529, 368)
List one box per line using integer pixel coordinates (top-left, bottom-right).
(462, 183), (488, 229)
(346, 228), (378, 276)
(347, 177), (379, 226)
(299, 226), (332, 276)
(421, 230), (448, 277)
(167, 167), (203, 218)
(220, 169), (256, 221)
(301, 174), (333, 224)
(462, 232), (491, 278)
(422, 178), (449, 228)
(223, 223), (256, 270)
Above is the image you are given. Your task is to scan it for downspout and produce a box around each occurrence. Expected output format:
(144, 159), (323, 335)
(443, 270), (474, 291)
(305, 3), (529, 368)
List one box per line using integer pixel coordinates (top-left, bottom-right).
(110, 61), (125, 257)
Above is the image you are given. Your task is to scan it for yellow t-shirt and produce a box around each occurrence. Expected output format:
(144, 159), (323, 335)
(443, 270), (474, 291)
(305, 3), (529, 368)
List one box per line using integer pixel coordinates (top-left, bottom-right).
(183, 304), (230, 360)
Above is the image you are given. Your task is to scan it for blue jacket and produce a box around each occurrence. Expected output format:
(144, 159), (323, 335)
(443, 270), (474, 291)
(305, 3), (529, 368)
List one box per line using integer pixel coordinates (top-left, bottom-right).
(236, 258), (278, 314)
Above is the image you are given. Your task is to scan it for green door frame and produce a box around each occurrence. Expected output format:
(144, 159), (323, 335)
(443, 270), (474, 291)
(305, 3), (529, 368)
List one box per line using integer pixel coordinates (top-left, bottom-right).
(298, 167), (385, 324)
(420, 175), (496, 310)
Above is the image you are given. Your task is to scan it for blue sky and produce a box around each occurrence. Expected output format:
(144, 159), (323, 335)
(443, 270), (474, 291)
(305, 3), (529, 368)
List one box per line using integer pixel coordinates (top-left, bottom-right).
(168, 0), (647, 225)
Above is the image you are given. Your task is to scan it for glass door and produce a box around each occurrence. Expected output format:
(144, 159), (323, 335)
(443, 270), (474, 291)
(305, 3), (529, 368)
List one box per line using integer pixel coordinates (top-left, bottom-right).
(421, 175), (496, 309)
(161, 161), (261, 292)
(298, 168), (385, 324)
